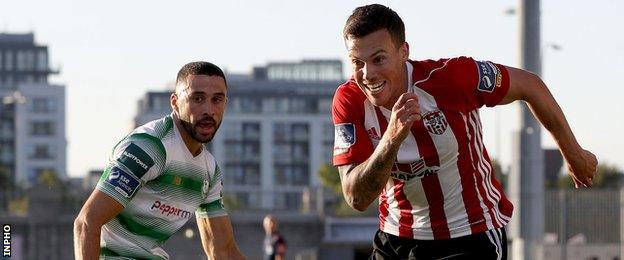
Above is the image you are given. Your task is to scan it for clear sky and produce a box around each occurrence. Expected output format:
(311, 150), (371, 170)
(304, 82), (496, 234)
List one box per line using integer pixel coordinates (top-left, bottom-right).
(2, 0), (622, 177)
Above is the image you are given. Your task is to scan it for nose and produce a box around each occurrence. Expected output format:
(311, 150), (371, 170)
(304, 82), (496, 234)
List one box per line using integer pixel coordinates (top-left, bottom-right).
(201, 103), (217, 118)
(362, 63), (377, 83)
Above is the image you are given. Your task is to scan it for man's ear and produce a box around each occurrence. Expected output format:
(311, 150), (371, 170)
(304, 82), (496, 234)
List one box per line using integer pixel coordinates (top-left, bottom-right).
(170, 92), (179, 113)
(400, 42), (410, 61)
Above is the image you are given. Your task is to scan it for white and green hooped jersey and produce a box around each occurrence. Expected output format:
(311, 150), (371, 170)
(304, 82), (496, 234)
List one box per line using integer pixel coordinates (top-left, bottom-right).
(96, 114), (226, 259)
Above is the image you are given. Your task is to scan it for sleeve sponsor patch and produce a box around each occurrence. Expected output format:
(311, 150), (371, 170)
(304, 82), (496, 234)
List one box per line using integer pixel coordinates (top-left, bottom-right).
(116, 143), (155, 178)
(105, 166), (141, 198)
(334, 123), (355, 155)
(475, 60), (502, 92)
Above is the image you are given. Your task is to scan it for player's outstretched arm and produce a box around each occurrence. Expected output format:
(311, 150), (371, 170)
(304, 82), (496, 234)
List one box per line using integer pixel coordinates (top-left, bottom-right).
(73, 190), (124, 260)
(339, 92), (421, 211)
(197, 215), (245, 260)
(499, 66), (597, 188)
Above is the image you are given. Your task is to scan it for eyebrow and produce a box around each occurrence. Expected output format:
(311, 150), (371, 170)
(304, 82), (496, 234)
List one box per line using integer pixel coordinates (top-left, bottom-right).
(349, 49), (387, 60)
(188, 91), (226, 97)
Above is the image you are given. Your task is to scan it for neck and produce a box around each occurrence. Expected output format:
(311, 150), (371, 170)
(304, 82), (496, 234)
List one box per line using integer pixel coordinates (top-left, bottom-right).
(173, 113), (202, 156)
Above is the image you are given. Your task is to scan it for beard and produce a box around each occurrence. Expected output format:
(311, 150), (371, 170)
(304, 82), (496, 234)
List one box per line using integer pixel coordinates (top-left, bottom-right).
(179, 116), (220, 143)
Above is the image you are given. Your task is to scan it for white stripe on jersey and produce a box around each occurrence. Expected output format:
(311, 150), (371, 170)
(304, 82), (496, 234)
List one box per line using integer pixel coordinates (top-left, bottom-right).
(472, 111), (510, 224)
(467, 111), (504, 227)
(461, 112), (497, 231)
(471, 110), (512, 224)
(383, 183), (401, 236)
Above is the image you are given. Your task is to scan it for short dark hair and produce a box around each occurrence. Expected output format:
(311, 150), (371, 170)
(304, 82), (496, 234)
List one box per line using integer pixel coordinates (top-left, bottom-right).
(176, 61), (227, 87)
(343, 4), (405, 47)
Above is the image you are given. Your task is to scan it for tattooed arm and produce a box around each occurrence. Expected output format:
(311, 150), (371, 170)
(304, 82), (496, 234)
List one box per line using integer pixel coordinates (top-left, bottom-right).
(338, 93), (421, 211)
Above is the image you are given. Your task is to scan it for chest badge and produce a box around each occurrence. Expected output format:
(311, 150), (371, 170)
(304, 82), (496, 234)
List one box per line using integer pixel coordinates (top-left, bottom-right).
(202, 179), (209, 199)
(423, 110), (448, 135)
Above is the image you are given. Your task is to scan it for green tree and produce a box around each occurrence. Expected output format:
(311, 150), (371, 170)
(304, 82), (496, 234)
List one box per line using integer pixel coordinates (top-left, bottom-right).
(38, 169), (60, 187)
(317, 164), (377, 216)
(558, 162), (623, 189)
(317, 164), (341, 195)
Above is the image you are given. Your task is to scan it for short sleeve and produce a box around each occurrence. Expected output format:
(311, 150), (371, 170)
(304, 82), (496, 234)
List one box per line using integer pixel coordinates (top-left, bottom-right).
(96, 133), (166, 207)
(196, 163), (227, 218)
(445, 57), (510, 111)
(331, 83), (375, 166)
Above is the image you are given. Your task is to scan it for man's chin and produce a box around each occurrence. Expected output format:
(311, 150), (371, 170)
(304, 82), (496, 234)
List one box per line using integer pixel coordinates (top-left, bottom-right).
(192, 134), (213, 144)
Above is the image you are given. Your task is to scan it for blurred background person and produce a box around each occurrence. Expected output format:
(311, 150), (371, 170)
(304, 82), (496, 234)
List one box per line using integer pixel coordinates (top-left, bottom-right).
(263, 214), (286, 260)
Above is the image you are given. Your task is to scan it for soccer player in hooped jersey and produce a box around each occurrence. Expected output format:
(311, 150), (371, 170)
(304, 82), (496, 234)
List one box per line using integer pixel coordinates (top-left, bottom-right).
(332, 4), (597, 259)
(74, 62), (245, 259)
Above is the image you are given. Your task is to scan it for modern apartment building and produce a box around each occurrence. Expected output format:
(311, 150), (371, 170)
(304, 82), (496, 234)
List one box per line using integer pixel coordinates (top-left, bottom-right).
(0, 33), (66, 186)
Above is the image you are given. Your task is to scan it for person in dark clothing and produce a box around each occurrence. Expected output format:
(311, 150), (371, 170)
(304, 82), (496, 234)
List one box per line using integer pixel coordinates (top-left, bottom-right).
(263, 215), (286, 260)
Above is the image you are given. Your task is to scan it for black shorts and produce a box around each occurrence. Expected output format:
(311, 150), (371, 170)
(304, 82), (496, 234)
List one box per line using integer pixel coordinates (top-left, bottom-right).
(370, 227), (507, 260)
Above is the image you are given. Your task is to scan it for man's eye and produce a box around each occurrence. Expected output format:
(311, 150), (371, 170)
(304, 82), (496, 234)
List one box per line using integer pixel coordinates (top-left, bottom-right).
(212, 97), (224, 104)
(193, 97), (204, 103)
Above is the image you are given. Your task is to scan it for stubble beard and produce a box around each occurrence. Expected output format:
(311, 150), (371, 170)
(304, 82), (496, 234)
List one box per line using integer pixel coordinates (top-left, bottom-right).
(179, 116), (219, 144)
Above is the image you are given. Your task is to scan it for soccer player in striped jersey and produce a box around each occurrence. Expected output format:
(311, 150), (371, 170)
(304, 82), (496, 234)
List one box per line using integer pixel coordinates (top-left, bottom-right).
(74, 61), (245, 259)
(333, 4), (597, 259)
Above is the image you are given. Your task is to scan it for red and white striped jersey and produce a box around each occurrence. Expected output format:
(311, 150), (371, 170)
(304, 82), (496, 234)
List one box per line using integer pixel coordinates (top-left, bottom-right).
(332, 57), (514, 240)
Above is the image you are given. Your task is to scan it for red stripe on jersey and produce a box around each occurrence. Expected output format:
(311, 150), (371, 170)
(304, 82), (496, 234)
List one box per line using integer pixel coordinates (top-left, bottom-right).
(374, 107), (391, 231)
(465, 112), (500, 227)
(410, 120), (450, 239)
(379, 186), (389, 231)
(445, 111), (487, 233)
(375, 107), (414, 238)
(420, 175), (450, 239)
(392, 180), (415, 238)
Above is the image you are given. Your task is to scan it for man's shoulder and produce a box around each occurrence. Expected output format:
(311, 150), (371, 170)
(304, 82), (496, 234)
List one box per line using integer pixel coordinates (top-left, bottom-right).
(134, 114), (175, 140)
(410, 57), (479, 87)
(116, 115), (173, 162)
(411, 56), (478, 73)
(334, 79), (366, 103)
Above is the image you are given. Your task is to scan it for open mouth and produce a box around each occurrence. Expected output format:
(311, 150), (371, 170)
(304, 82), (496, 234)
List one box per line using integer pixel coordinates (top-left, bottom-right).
(366, 81), (386, 95)
(196, 120), (215, 135)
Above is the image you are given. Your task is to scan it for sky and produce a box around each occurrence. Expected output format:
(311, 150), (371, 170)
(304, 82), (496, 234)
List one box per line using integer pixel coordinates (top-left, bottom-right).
(2, 0), (623, 177)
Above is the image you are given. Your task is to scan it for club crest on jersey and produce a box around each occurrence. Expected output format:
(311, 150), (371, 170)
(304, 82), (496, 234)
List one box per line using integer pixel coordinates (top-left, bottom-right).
(366, 127), (381, 140)
(475, 60), (502, 92)
(423, 110), (448, 135)
(334, 123), (355, 155)
(202, 179), (209, 199)
(391, 159), (439, 181)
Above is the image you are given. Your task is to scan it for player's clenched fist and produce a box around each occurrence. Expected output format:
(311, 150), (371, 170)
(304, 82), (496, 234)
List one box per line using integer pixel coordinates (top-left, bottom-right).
(567, 149), (598, 188)
(388, 92), (421, 142)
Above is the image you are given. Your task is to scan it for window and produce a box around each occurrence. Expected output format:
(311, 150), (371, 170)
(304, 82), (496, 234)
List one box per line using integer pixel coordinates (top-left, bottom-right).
(28, 167), (57, 184)
(318, 98), (332, 113)
(240, 97), (262, 113)
(16, 50), (25, 71)
(224, 122), (242, 140)
(263, 98), (276, 113)
(5, 51), (13, 70)
(29, 144), (55, 159)
(242, 123), (260, 139)
(37, 50), (48, 71)
(224, 164), (260, 185)
(0, 143), (15, 162)
(30, 121), (55, 136)
(275, 165), (309, 185)
(290, 98), (315, 113)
